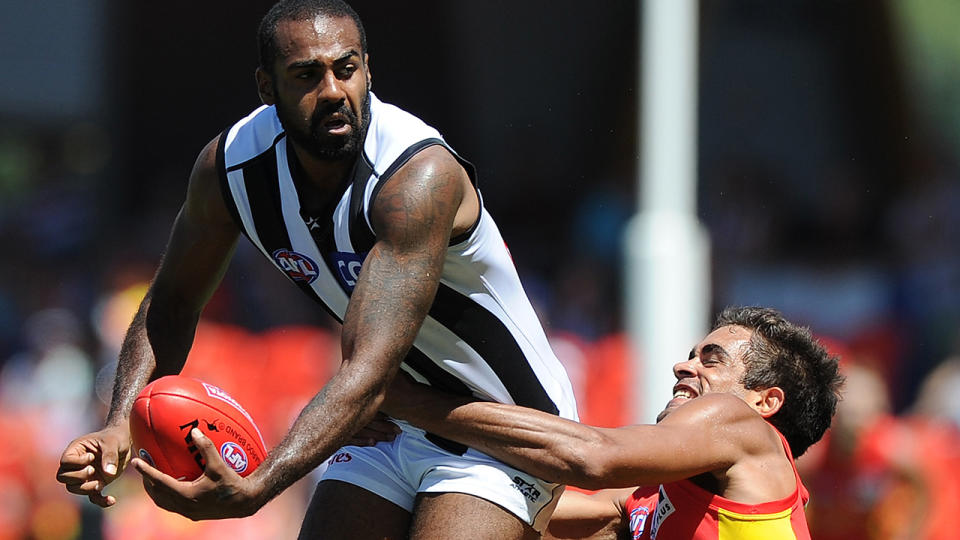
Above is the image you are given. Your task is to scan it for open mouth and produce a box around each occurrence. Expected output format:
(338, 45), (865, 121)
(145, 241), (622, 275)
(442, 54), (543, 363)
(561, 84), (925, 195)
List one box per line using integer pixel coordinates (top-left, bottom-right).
(322, 116), (350, 134)
(668, 383), (699, 407)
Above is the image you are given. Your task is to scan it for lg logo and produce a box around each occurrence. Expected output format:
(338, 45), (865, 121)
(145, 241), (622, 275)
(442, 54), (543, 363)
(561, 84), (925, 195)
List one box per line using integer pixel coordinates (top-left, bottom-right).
(337, 259), (363, 287)
(331, 251), (367, 292)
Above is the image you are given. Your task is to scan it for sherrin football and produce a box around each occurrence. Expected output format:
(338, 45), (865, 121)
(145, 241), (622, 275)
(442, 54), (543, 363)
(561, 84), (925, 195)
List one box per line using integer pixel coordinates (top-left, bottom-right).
(129, 375), (267, 481)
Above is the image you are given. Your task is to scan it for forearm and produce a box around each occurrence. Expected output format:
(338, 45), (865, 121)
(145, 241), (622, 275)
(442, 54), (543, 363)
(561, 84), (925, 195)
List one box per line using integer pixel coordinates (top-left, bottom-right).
(248, 365), (392, 505)
(386, 390), (610, 488)
(105, 292), (199, 427)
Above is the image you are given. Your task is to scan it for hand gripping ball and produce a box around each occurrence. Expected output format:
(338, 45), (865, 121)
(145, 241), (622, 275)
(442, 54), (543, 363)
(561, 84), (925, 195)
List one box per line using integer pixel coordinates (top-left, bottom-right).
(129, 375), (267, 480)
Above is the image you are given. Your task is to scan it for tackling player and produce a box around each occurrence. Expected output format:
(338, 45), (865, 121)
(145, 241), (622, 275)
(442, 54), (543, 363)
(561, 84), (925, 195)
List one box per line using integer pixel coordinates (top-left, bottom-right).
(375, 306), (844, 539)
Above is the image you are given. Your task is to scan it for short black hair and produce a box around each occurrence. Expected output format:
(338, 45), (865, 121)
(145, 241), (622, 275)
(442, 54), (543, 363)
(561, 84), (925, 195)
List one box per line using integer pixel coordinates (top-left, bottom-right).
(714, 306), (844, 457)
(258, 0), (367, 74)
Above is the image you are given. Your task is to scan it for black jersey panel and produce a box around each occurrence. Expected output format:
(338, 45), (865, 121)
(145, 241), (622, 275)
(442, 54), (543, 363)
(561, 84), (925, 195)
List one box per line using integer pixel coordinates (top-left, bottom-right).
(429, 283), (560, 415)
(348, 154), (378, 254)
(401, 346), (472, 455)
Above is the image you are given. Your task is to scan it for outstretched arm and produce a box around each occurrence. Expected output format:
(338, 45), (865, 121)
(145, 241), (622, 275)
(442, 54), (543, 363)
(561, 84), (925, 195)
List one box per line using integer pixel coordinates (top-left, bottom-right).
(382, 374), (757, 490)
(109, 136), (240, 424)
(132, 145), (476, 519)
(56, 135), (240, 506)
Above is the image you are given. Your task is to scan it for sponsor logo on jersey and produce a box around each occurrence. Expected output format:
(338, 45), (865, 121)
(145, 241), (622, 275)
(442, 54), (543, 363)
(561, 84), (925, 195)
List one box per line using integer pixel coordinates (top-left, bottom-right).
(138, 448), (155, 467)
(630, 506), (650, 539)
(650, 485), (675, 540)
(273, 248), (319, 284)
(220, 441), (249, 473)
(330, 251), (367, 292)
(328, 451), (353, 465)
(511, 475), (542, 502)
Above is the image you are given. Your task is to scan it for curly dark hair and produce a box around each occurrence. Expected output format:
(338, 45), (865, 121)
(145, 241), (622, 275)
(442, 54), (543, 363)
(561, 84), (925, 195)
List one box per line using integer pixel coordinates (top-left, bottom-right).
(258, 0), (368, 75)
(714, 306), (844, 457)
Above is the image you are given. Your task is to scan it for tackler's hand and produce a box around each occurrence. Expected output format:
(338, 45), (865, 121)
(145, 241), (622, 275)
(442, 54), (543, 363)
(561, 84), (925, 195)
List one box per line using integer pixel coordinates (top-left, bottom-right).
(380, 371), (431, 419)
(348, 412), (402, 446)
(131, 428), (262, 520)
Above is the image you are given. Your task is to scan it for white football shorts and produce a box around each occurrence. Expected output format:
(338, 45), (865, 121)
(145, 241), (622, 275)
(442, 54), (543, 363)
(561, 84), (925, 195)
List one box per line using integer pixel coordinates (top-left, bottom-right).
(319, 423), (564, 533)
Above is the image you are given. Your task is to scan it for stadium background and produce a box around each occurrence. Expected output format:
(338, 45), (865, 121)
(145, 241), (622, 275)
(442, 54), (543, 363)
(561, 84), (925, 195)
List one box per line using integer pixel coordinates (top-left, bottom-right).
(2, 0), (959, 538)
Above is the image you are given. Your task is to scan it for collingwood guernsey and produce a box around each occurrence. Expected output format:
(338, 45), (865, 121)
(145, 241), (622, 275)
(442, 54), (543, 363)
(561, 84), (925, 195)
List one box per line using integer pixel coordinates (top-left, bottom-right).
(217, 92), (578, 426)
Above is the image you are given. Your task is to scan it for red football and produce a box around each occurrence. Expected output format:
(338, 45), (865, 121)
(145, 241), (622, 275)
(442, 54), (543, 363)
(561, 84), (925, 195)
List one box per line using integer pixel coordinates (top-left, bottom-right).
(129, 375), (267, 481)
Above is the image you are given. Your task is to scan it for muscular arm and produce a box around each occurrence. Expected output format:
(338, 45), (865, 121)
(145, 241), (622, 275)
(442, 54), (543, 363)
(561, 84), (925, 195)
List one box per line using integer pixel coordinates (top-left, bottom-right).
(383, 377), (764, 490)
(106, 136), (239, 427)
(57, 135), (239, 506)
(247, 145), (470, 505)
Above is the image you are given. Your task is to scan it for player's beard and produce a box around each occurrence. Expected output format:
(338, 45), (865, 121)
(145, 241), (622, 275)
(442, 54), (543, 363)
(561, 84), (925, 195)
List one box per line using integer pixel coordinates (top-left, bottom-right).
(278, 87), (370, 161)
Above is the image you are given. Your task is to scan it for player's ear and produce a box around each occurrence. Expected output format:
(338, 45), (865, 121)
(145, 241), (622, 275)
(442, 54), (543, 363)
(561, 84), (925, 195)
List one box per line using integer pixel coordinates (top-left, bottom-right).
(754, 386), (784, 418)
(256, 67), (276, 105)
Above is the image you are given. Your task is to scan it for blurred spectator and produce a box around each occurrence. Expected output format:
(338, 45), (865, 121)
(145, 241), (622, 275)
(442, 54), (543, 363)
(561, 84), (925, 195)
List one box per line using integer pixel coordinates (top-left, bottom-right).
(800, 361), (896, 540)
(801, 358), (960, 540)
(0, 308), (99, 539)
(910, 356), (960, 428)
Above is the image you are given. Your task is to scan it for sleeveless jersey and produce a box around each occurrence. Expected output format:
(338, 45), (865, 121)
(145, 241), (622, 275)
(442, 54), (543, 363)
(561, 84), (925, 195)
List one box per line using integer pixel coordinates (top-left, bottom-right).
(623, 429), (811, 540)
(216, 92), (578, 427)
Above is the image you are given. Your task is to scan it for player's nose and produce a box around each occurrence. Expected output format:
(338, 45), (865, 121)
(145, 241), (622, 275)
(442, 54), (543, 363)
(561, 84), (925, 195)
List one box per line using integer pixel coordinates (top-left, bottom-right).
(672, 358), (697, 379)
(317, 70), (346, 103)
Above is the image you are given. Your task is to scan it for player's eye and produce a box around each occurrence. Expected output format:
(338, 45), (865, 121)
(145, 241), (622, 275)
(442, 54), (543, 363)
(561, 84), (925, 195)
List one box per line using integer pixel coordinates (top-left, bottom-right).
(701, 355), (720, 366)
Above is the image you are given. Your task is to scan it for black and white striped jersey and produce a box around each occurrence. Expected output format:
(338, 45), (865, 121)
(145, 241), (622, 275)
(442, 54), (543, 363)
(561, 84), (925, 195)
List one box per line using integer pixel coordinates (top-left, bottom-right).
(217, 92), (577, 422)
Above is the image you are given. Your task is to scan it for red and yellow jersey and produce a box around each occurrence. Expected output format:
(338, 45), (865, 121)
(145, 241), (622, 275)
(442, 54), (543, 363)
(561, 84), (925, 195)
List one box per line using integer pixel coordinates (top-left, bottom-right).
(624, 431), (810, 540)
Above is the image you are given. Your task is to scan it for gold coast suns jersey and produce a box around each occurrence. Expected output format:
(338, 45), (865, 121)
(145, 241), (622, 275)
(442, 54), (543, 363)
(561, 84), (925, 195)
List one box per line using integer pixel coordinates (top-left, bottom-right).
(216, 93), (578, 433)
(624, 429), (811, 540)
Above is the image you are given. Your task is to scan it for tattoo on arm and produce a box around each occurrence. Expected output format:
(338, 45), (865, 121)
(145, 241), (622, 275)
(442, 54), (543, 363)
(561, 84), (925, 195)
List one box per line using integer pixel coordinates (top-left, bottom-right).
(249, 147), (469, 504)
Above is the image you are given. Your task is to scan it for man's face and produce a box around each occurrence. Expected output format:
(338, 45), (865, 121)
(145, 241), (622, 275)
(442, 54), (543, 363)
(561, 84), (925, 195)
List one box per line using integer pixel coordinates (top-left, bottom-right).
(657, 325), (754, 422)
(264, 15), (371, 161)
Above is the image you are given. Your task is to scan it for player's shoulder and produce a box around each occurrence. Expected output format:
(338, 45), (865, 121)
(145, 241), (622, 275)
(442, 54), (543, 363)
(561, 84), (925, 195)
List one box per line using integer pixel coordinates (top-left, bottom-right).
(683, 392), (755, 417)
(696, 393), (784, 448)
(364, 93), (446, 171)
(221, 105), (284, 167)
(190, 134), (222, 186)
(368, 93), (430, 131)
(673, 393), (772, 440)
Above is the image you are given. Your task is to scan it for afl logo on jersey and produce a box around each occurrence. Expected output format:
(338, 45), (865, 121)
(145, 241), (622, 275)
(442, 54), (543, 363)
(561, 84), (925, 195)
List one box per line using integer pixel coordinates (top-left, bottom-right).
(272, 249), (319, 284)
